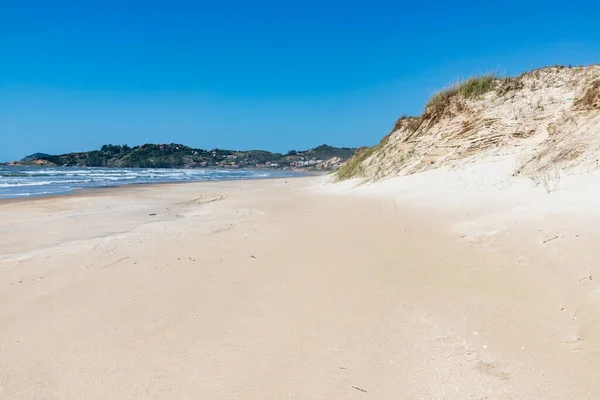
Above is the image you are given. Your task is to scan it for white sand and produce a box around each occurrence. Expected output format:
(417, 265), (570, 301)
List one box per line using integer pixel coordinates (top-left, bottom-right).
(1, 174), (600, 399)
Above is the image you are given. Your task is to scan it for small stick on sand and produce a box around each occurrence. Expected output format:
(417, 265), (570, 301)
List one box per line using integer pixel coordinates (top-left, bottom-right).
(352, 386), (368, 393)
(542, 235), (559, 244)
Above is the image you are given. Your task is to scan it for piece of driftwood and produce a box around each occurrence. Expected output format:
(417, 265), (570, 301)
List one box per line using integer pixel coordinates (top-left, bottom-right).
(542, 235), (559, 244)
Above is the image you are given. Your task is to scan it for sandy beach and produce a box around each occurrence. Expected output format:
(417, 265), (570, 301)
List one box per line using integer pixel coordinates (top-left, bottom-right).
(1, 174), (600, 399)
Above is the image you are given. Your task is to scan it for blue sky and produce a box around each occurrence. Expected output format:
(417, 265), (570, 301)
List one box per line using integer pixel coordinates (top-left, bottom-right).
(1, 0), (599, 161)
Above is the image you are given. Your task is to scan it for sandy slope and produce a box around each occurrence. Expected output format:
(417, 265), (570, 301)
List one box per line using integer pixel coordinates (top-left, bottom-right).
(1, 176), (600, 399)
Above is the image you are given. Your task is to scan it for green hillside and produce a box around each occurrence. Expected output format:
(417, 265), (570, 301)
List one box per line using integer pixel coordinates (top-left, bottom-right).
(17, 143), (356, 170)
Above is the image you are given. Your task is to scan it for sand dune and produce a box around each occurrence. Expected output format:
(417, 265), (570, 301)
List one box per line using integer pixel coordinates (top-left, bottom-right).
(1, 176), (599, 399)
(342, 65), (600, 183)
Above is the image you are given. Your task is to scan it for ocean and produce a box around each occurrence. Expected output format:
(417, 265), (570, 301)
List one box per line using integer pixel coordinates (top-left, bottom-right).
(0, 166), (301, 199)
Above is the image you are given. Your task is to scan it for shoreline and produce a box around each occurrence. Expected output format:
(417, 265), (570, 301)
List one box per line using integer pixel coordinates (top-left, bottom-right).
(0, 170), (318, 204)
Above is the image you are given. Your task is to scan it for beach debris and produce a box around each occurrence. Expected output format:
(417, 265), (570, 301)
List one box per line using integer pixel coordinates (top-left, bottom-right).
(250, 255), (257, 259)
(340, 366), (347, 370)
(542, 235), (559, 244)
(565, 337), (584, 344)
(149, 213), (156, 216)
(579, 275), (593, 281)
(352, 386), (368, 393)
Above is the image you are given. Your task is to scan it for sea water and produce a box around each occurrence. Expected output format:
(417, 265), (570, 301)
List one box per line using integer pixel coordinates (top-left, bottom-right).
(0, 166), (300, 199)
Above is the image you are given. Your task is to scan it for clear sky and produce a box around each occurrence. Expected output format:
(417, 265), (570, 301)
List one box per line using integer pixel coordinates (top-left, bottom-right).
(1, 0), (599, 161)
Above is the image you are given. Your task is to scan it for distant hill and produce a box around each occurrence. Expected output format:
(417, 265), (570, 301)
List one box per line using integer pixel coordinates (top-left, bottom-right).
(12, 143), (356, 170)
(21, 153), (53, 162)
(302, 144), (355, 160)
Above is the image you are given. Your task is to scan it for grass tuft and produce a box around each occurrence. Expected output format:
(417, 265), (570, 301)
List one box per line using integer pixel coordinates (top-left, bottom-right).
(335, 146), (377, 180)
(426, 74), (498, 114)
(335, 133), (393, 180)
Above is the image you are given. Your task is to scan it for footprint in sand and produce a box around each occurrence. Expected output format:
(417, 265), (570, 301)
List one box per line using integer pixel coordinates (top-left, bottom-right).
(174, 193), (227, 206)
(475, 360), (510, 381)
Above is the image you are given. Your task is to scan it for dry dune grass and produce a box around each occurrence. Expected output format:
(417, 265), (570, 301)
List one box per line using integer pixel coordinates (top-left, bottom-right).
(426, 74), (497, 114)
(575, 80), (600, 109)
(334, 146), (374, 180)
(392, 114), (421, 133)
